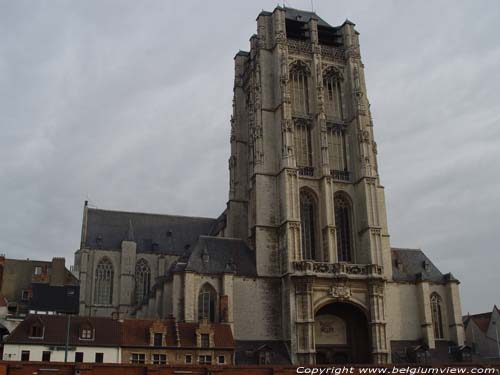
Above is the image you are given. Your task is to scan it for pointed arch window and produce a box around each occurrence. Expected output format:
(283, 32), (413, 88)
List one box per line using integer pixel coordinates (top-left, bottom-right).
(94, 258), (113, 305)
(290, 62), (310, 116)
(334, 194), (353, 262)
(323, 67), (343, 120)
(294, 119), (313, 169)
(300, 190), (318, 261)
(327, 125), (348, 176)
(198, 284), (217, 322)
(431, 293), (444, 339)
(135, 259), (151, 305)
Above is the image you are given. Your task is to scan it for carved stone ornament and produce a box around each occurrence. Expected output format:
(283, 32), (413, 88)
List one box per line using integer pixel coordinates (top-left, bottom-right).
(323, 65), (344, 81)
(330, 285), (352, 300)
(289, 59), (311, 75)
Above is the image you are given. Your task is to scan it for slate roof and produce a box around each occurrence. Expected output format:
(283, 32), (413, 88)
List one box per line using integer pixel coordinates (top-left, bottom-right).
(185, 236), (257, 277)
(5, 315), (122, 347)
(83, 207), (216, 255)
(283, 7), (332, 28)
(29, 283), (79, 314)
(235, 340), (291, 365)
(391, 248), (446, 283)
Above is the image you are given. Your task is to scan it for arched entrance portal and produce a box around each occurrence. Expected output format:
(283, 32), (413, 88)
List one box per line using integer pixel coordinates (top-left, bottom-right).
(315, 302), (370, 364)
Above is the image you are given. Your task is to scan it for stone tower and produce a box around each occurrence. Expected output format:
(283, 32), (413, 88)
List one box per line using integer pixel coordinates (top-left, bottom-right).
(226, 7), (392, 364)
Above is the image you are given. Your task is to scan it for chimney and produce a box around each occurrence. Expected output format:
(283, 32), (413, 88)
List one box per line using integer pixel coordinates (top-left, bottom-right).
(50, 257), (66, 286)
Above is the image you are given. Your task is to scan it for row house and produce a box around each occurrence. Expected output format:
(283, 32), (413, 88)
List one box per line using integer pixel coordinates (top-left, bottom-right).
(3, 315), (234, 364)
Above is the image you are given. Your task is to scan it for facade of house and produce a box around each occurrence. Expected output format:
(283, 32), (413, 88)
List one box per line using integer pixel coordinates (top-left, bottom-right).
(0, 256), (79, 318)
(3, 315), (234, 365)
(73, 6), (465, 365)
(464, 306), (500, 360)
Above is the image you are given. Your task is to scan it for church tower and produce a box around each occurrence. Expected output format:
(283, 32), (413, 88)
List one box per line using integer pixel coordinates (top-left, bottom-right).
(226, 7), (392, 364)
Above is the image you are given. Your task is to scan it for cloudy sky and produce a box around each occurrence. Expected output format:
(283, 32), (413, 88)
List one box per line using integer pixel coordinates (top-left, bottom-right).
(1, 0), (499, 314)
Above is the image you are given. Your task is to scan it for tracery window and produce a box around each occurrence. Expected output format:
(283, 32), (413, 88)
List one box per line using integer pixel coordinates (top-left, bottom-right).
(323, 67), (343, 120)
(198, 284), (217, 322)
(94, 257), (113, 305)
(294, 119), (312, 169)
(431, 293), (444, 339)
(134, 258), (151, 304)
(327, 126), (347, 174)
(300, 190), (318, 261)
(334, 193), (352, 262)
(290, 62), (309, 116)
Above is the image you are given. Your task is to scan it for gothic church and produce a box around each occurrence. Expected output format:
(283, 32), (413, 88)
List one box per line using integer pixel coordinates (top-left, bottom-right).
(74, 7), (465, 365)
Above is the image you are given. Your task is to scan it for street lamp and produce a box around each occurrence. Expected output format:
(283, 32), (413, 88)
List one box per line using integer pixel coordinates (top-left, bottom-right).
(493, 320), (500, 360)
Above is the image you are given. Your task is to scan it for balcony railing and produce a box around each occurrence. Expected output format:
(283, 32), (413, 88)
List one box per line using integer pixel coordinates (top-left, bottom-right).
(299, 166), (314, 177)
(331, 169), (350, 181)
(292, 261), (383, 279)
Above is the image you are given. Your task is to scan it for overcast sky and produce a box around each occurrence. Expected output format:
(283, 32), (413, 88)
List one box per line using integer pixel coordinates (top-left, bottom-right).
(1, 0), (499, 314)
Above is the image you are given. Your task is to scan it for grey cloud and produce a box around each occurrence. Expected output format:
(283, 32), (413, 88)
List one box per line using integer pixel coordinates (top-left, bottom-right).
(1, 0), (499, 314)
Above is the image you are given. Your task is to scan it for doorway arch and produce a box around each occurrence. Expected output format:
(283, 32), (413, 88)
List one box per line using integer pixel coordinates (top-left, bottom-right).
(314, 302), (370, 364)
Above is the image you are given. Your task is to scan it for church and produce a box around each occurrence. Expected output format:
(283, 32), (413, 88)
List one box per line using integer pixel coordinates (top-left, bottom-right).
(73, 6), (465, 365)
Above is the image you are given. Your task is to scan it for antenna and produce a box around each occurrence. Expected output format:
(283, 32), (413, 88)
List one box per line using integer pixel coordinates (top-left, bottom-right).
(310, 0), (314, 12)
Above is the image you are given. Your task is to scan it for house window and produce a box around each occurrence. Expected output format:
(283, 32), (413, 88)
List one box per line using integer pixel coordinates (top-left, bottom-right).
(300, 190), (318, 261)
(431, 293), (444, 339)
(21, 290), (30, 301)
(75, 352), (83, 363)
(134, 259), (151, 305)
(130, 353), (146, 364)
(42, 351), (51, 362)
(323, 68), (343, 120)
(290, 62), (309, 115)
(185, 354), (192, 364)
(198, 284), (216, 322)
(21, 351), (30, 361)
(199, 355), (212, 364)
(334, 193), (353, 262)
(34, 266), (42, 275)
(152, 354), (167, 365)
(294, 120), (312, 169)
(94, 257), (114, 305)
(80, 327), (93, 340)
(217, 355), (225, 364)
(201, 333), (210, 348)
(95, 353), (104, 363)
(30, 323), (44, 338)
(153, 332), (163, 346)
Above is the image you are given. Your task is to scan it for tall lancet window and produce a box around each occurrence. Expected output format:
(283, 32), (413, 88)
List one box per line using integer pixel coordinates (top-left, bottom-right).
(134, 259), (151, 305)
(198, 284), (217, 322)
(334, 193), (353, 262)
(431, 293), (444, 339)
(323, 67), (343, 120)
(294, 119), (312, 169)
(290, 61), (310, 116)
(327, 126), (348, 177)
(94, 257), (113, 305)
(300, 190), (318, 261)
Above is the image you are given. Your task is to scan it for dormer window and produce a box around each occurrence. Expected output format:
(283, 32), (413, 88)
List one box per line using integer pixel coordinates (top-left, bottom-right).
(153, 333), (162, 347)
(30, 322), (44, 338)
(201, 333), (210, 348)
(79, 323), (94, 340)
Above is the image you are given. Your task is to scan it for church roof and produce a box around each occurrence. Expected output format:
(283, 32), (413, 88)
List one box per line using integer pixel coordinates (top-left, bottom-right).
(283, 7), (332, 28)
(83, 207), (216, 255)
(391, 248), (447, 283)
(259, 7), (333, 28)
(184, 236), (257, 277)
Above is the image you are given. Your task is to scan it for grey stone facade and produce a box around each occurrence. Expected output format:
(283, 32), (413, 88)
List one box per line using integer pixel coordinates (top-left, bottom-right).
(74, 6), (465, 365)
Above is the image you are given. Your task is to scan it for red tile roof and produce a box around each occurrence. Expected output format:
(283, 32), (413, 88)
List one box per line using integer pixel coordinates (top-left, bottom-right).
(467, 312), (491, 333)
(6, 315), (234, 349)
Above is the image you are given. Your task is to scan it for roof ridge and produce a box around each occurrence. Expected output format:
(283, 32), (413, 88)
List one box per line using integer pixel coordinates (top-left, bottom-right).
(88, 207), (216, 221)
